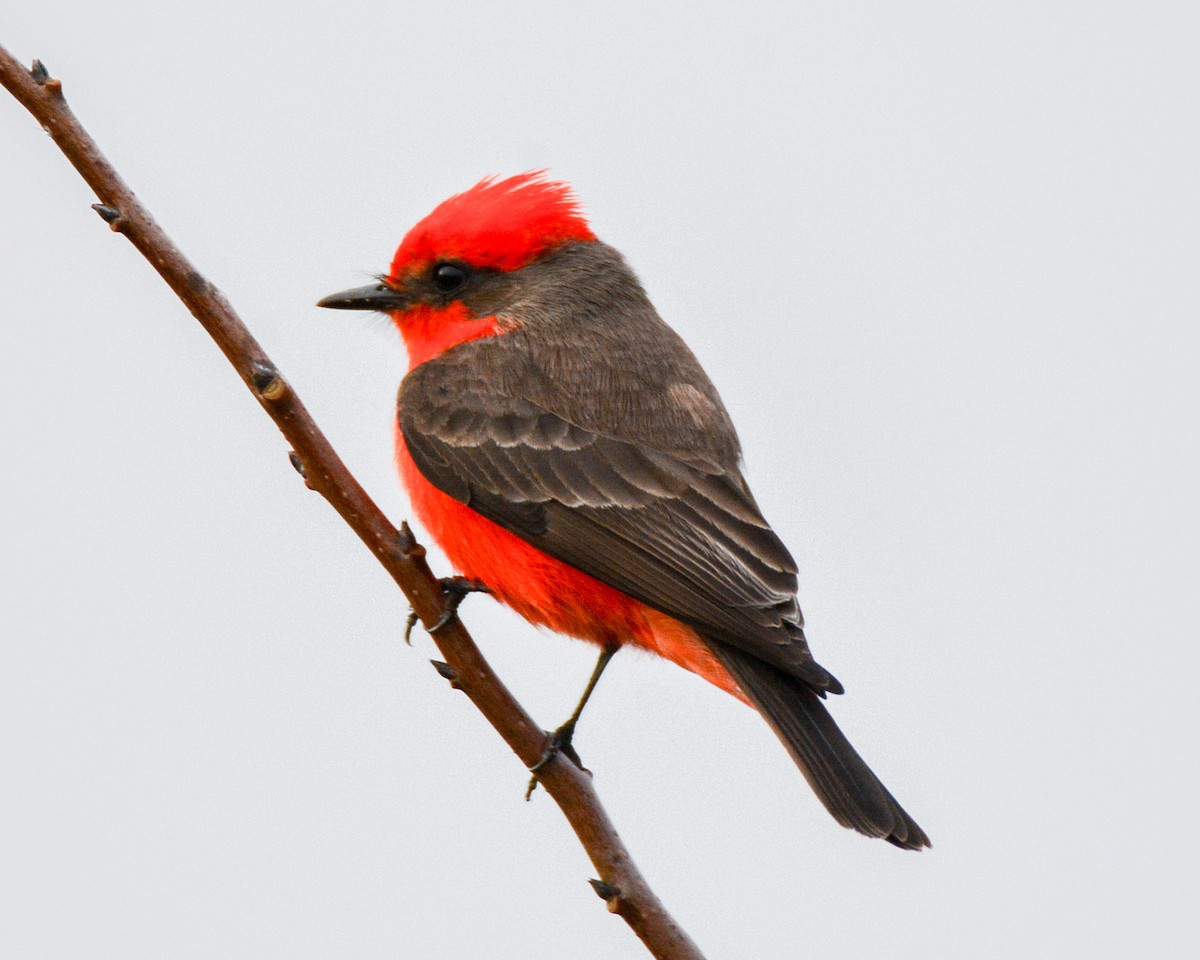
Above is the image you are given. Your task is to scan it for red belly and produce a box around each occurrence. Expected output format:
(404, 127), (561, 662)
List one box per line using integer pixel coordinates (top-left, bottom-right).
(395, 428), (743, 699)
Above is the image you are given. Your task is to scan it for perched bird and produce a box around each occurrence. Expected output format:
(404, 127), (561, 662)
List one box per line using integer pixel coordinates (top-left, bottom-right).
(319, 173), (928, 849)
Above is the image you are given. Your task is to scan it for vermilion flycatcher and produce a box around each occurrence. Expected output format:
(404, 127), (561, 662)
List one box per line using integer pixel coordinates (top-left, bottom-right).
(319, 173), (928, 849)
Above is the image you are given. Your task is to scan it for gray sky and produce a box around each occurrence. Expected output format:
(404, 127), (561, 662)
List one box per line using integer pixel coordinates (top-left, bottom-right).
(3, 3), (1197, 958)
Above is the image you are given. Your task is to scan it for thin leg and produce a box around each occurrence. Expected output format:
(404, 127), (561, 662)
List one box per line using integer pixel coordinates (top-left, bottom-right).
(555, 645), (618, 747)
(526, 646), (618, 798)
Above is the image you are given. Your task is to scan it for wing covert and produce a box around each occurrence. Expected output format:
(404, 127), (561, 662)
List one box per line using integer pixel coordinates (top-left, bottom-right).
(400, 356), (840, 693)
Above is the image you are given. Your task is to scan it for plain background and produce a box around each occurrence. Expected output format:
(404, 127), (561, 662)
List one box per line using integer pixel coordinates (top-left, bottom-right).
(2, 3), (1197, 958)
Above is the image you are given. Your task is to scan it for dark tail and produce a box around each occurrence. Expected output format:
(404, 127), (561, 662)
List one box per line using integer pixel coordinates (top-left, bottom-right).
(708, 641), (930, 850)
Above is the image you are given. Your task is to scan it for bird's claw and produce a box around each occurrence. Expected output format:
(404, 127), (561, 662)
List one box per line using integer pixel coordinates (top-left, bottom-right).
(430, 577), (489, 633)
(404, 577), (488, 642)
(525, 722), (587, 800)
(531, 724), (584, 772)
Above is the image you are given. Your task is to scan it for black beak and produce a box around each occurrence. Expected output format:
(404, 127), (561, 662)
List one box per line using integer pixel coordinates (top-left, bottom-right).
(316, 283), (412, 312)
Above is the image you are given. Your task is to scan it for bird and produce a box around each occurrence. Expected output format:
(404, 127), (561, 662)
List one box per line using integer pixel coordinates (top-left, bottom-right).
(318, 173), (929, 849)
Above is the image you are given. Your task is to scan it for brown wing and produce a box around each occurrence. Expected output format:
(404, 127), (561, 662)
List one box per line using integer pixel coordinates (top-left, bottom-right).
(399, 356), (842, 694)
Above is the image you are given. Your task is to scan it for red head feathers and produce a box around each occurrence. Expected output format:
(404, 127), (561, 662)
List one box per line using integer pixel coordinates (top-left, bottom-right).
(389, 172), (595, 278)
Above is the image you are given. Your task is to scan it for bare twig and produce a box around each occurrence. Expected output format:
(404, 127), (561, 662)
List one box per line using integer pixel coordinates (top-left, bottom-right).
(1, 45), (705, 960)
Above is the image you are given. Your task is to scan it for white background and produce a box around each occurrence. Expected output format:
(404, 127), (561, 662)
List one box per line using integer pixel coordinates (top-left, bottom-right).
(3, 3), (1197, 958)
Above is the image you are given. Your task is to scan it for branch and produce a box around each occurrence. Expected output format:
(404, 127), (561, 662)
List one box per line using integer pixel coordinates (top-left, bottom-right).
(1, 45), (705, 960)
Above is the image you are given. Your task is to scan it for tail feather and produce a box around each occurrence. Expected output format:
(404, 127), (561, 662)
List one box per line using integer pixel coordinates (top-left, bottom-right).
(708, 640), (930, 850)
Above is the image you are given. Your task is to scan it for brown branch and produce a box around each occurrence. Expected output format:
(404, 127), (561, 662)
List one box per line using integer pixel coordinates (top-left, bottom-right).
(1, 45), (705, 960)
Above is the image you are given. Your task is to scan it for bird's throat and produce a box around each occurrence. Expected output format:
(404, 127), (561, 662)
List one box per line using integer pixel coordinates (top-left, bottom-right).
(396, 302), (506, 370)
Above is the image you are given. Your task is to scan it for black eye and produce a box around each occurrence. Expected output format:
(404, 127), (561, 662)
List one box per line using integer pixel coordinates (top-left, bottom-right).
(432, 261), (470, 294)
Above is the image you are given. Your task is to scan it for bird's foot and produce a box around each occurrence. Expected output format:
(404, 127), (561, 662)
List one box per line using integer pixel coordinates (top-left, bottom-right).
(430, 577), (490, 632)
(404, 577), (489, 644)
(525, 720), (587, 800)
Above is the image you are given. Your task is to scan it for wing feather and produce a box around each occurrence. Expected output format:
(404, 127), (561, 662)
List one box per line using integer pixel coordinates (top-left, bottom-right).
(400, 359), (840, 692)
